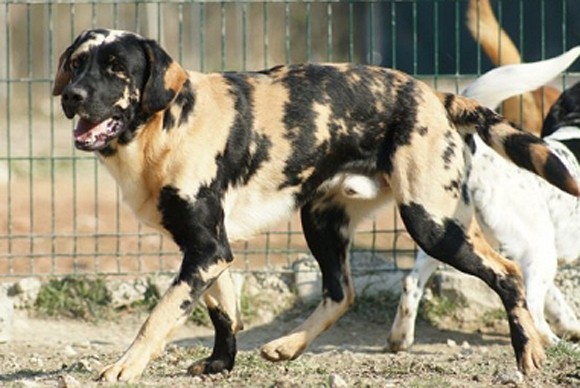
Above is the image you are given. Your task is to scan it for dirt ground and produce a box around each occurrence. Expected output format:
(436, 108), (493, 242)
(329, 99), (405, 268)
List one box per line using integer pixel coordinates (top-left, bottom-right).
(1, 304), (579, 388)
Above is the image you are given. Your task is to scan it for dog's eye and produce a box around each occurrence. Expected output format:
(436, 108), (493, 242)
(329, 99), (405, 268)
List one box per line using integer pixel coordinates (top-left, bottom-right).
(70, 55), (86, 70)
(108, 57), (125, 73)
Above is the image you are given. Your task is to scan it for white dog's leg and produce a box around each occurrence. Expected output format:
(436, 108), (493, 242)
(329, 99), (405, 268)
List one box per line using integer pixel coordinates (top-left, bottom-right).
(545, 285), (580, 342)
(387, 249), (439, 352)
(520, 248), (560, 346)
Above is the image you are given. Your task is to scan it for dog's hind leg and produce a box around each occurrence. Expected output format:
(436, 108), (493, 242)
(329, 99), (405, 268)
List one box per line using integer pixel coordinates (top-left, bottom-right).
(399, 203), (545, 373)
(545, 285), (580, 342)
(387, 249), (439, 352)
(188, 268), (244, 376)
(261, 198), (362, 362)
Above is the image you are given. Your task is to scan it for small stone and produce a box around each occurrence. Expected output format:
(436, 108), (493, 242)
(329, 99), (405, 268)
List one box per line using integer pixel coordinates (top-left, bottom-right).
(67, 359), (92, 373)
(446, 339), (457, 347)
(9, 277), (42, 308)
(57, 374), (81, 388)
(63, 345), (77, 357)
(460, 341), (473, 354)
(329, 373), (348, 388)
(493, 369), (524, 386)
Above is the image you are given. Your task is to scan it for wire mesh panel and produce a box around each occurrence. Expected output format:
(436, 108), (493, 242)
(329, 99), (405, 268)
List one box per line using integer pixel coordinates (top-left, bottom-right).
(1, 0), (579, 279)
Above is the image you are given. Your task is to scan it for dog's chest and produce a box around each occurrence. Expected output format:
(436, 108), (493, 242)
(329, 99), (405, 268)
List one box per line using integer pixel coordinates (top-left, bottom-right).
(98, 148), (164, 232)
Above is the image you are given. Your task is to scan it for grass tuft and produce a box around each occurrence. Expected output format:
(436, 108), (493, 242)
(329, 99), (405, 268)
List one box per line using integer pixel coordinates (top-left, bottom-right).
(35, 276), (111, 320)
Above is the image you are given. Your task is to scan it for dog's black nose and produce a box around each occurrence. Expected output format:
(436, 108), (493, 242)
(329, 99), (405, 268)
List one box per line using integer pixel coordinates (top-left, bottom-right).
(61, 86), (88, 118)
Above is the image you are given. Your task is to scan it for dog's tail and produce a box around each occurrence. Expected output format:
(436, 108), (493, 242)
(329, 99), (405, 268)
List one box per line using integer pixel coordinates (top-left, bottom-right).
(440, 92), (580, 197)
(466, 0), (552, 135)
(466, 0), (520, 66)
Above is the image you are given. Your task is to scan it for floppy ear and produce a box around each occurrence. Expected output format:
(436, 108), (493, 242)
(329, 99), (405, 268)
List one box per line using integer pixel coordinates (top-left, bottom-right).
(140, 39), (189, 114)
(52, 46), (73, 96)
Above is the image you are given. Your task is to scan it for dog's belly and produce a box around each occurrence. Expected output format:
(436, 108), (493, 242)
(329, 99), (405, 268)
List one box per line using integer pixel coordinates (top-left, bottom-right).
(223, 189), (297, 242)
(223, 173), (389, 242)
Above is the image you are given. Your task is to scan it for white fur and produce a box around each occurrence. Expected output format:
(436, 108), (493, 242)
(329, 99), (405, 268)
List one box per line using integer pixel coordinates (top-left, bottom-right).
(463, 46), (580, 109)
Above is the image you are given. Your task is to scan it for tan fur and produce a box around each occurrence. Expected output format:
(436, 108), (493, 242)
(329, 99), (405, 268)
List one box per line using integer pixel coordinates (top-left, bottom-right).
(261, 258), (355, 362)
(99, 281), (193, 382)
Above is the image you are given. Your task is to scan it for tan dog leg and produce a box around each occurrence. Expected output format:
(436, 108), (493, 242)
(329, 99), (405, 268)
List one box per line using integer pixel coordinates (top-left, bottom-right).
(261, 199), (357, 361)
(99, 281), (194, 382)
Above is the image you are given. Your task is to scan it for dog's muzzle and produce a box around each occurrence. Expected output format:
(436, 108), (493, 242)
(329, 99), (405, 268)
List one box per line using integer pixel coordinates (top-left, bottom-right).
(61, 86), (125, 151)
(73, 117), (124, 151)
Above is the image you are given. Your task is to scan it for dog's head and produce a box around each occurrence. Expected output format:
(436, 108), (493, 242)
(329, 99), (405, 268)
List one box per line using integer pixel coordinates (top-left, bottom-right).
(542, 81), (580, 138)
(53, 29), (188, 151)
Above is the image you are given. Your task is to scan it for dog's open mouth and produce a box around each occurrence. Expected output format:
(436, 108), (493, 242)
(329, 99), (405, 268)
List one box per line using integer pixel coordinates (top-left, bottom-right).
(74, 117), (123, 151)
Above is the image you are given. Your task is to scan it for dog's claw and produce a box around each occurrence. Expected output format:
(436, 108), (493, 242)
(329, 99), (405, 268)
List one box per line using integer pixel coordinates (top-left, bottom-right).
(187, 357), (232, 376)
(260, 335), (307, 362)
(518, 339), (546, 375)
(98, 354), (150, 382)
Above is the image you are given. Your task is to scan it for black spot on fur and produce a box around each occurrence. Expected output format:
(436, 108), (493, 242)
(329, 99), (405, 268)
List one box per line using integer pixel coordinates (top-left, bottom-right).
(202, 306), (237, 374)
(158, 186), (232, 288)
(212, 74), (272, 189)
(443, 93), (455, 111)
(163, 110), (176, 130)
(177, 80), (196, 127)
(442, 131), (457, 169)
(443, 179), (461, 197)
(503, 133), (543, 173)
(275, 65), (390, 202)
(464, 134), (476, 154)
(161, 80), (196, 131)
(301, 202), (350, 303)
(461, 182), (470, 205)
(399, 202), (524, 313)
(378, 79), (419, 175)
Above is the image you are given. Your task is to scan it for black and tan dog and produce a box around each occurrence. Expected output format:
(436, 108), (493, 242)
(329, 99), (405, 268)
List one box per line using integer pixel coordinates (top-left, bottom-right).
(53, 29), (579, 382)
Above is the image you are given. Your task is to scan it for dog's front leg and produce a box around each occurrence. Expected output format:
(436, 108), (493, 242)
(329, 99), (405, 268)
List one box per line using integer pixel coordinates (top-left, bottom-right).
(187, 267), (243, 376)
(100, 186), (235, 382)
(99, 261), (231, 382)
(98, 277), (206, 382)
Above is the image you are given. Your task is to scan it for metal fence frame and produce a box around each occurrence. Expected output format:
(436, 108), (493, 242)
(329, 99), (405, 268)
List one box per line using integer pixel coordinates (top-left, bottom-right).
(1, 0), (579, 279)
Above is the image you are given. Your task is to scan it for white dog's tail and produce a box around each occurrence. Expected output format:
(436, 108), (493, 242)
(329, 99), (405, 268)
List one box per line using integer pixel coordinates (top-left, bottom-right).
(462, 46), (580, 110)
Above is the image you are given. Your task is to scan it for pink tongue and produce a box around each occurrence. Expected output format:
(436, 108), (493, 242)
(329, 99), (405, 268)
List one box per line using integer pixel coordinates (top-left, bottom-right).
(74, 118), (109, 140)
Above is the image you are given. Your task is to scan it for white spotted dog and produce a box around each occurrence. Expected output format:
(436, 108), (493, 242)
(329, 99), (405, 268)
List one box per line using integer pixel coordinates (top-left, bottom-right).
(387, 55), (580, 353)
(53, 29), (580, 382)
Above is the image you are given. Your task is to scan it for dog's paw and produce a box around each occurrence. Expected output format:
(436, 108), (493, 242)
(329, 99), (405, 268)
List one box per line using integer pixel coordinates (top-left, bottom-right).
(386, 329), (414, 353)
(98, 356), (149, 382)
(260, 334), (308, 362)
(562, 326), (580, 342)
(519, 340), (546, 375)
(187, 357), (233, 376)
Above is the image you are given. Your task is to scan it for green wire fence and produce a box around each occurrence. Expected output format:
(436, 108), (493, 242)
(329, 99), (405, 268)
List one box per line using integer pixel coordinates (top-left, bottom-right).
(1, 0), (579, 279)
